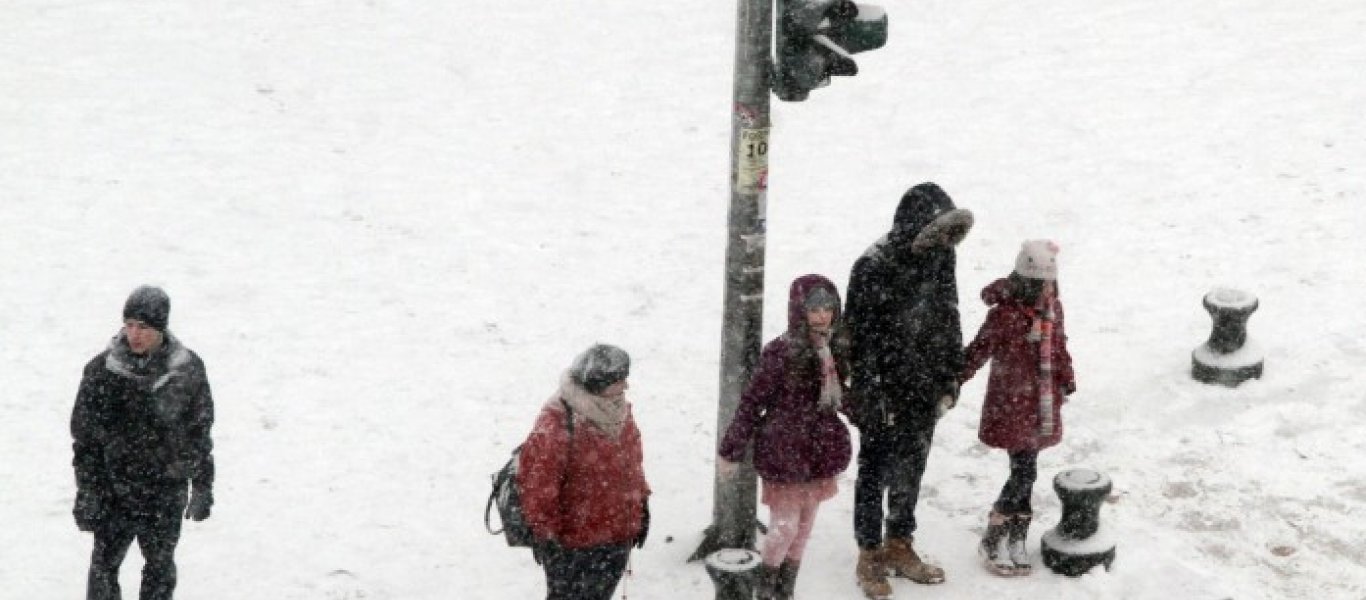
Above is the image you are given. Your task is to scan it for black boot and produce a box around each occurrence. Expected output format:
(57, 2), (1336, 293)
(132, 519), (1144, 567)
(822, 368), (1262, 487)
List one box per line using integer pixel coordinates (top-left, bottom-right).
(753, 563), (781, 600)
(776, 560), (800, 599)
(1006, 513), (1033, 576)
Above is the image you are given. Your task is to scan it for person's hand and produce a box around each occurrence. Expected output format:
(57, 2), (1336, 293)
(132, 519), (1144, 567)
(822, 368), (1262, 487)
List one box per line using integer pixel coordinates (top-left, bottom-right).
(935, 394), (956, 419)
(717, 457), (740, 479)
(73, 488), (102, 532)
(634, 499), (650, 548)
(532, 537), (561, 565)
(185, 485), (212, 521)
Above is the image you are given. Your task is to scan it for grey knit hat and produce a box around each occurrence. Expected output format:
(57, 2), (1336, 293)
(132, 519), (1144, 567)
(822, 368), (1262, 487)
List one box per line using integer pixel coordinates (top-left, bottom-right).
(569, 344), (631, 394)
(123, 285), (171, 331)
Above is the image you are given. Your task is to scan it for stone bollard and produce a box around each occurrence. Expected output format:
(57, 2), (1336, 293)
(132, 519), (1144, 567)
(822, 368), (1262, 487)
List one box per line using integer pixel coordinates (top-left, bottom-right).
(703, 548), (761, 600)
(1041, 468), (1116, 576)
(1191, 288), (1263, 387)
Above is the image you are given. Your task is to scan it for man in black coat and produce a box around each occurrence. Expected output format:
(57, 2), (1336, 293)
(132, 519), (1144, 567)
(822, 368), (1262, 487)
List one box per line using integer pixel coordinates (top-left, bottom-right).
(844, 183), (973, 598)
(71, 286), (215, 600)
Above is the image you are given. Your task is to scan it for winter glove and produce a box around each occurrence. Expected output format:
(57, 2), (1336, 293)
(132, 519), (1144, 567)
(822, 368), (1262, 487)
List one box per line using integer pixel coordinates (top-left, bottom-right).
(634, 499), (650, 549)
(935, 394), (956, 419)
(840, 391), (876, 431)
(532, 538), (562, 566)
(185, 485), (212, 521)
(73, 488), (103, 532)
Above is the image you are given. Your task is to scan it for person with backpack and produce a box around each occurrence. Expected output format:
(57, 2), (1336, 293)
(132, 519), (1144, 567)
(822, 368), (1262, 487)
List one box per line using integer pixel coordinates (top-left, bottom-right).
(717, 274), (853, 600)
(960, 240), (1076, 576)
(518, 344), (650, 600)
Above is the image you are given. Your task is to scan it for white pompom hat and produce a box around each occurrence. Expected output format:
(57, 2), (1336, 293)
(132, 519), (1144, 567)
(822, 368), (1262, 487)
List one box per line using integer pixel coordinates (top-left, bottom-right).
(1014, 239), (1060, 280)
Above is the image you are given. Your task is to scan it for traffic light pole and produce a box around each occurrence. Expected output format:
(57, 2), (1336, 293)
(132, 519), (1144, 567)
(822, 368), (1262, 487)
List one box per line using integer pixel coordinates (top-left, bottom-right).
(690, 0), (771, 597)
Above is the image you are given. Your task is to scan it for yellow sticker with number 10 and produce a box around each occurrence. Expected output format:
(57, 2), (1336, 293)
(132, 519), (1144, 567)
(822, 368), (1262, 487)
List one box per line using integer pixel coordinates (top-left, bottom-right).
(738, 127), (770, 193)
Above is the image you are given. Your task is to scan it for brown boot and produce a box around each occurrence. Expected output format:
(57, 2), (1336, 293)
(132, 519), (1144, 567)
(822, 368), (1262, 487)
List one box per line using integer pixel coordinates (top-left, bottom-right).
(884, 537), (945, 584)
(856, 547), (893, 599)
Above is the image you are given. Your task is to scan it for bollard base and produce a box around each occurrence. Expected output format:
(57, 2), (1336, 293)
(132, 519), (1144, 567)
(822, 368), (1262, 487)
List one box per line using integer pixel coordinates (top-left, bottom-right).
(1041, 526), (1116, 577)
(1191, 351), (1263, 387)
(704, 548), (761, 600)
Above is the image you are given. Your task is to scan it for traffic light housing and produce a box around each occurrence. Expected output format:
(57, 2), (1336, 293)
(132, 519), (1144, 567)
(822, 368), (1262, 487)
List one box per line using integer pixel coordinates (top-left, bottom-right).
(774, 0), (888, 101)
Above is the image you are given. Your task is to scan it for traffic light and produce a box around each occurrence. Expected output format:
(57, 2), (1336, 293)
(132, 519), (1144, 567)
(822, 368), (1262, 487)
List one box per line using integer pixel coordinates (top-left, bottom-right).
(773, 0), (888, 102)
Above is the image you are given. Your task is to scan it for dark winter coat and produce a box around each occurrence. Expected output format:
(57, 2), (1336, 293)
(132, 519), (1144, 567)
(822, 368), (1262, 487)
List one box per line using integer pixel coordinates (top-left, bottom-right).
(518, 383), (650, 550)
(718, 274), (853, 484)
(71, 333), (215, 519)
(844, 183), (971, 429)
(961, 278), (1076, 450)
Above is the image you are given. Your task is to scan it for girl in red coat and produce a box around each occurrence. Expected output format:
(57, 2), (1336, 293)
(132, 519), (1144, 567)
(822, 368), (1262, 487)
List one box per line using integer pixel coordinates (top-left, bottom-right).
(960, 240), (1076, 577)
(718, 274), (853, 600)
(518, 344), (651, 600)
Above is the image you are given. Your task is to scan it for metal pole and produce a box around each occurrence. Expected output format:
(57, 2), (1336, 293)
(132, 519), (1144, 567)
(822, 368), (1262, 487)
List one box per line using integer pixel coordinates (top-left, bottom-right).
(690, 2), (771, 597)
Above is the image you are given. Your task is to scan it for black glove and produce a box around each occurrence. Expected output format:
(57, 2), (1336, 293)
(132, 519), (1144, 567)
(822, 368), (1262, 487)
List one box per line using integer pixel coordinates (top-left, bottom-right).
(840, 392), (871, 430)
(634, 499), (650, 549)
(73, 488), (103, 532)
(185, 485), (212, 521)
(532, 538), (561, 566)
(942, 380), (961, 402)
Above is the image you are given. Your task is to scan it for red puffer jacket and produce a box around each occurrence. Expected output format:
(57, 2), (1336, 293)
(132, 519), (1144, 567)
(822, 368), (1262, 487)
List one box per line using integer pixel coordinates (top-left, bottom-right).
(961, 278), (1076, 450)
(517, 391), (650, 549)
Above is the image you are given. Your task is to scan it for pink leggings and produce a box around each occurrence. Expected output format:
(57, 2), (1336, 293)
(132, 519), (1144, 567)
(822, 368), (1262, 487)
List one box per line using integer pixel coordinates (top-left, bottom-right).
(761, 482), (831, 567)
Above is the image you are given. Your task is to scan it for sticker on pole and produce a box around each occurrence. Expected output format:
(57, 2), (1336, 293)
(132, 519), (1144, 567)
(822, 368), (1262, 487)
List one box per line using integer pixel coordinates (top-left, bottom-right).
(737, 127), (770, 194)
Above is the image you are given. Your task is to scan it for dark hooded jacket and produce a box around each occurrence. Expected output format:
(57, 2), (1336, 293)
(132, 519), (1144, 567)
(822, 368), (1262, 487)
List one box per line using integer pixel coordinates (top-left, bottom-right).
(71, 332), (215, 512)
(718, 274), (853, 483)
(844, 183), (973, 429)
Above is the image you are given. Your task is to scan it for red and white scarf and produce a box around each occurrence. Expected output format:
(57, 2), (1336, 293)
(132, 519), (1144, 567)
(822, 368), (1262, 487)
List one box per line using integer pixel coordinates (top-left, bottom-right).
(1027, 293), (1058, 438)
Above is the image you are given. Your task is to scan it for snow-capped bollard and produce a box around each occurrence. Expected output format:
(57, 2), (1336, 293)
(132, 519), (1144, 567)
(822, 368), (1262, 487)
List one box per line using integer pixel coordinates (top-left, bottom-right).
(1041, 468), (1116, 576)
(1191, 288), (1263, 387)
(703, 548), (761, 600)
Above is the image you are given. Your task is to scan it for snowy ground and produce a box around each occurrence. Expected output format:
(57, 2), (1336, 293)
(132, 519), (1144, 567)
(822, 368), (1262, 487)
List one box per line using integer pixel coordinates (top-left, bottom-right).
(3, 0), (1365, 598)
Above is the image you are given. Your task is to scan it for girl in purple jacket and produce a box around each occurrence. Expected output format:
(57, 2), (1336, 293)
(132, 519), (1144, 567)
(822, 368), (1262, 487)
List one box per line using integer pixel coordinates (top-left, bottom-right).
(718, 274), (853, 600)
(960, 240), (1076, 577)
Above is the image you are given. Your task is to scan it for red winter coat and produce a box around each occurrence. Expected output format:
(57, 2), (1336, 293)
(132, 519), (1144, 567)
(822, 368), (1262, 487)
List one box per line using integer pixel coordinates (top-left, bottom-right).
(517, 386), (650, 549)
(961, 278), (1076, 450)
(718, 274), (852, 483)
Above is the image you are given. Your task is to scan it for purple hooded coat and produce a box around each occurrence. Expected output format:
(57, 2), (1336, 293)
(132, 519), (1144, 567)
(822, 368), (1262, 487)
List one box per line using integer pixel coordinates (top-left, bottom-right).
(718, 275), (853, 484)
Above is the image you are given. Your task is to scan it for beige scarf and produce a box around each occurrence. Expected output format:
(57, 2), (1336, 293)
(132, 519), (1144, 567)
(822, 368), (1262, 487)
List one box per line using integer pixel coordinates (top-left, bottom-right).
(812, 331), (843, 412)
(558, 373), (629, 440)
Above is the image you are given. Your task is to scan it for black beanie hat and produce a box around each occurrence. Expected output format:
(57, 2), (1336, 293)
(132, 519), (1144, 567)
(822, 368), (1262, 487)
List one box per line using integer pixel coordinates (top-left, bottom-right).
(569, 344), (631, 394)
(123, 286), (171, 331)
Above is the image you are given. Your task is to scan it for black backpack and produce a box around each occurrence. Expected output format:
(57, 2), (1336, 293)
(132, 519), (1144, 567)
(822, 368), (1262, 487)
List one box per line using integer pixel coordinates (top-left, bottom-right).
(486, 400), (574, 548)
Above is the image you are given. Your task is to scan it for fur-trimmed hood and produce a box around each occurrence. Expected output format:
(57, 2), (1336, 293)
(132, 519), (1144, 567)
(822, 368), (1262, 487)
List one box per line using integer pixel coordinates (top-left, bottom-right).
(888, 182), (974, 254)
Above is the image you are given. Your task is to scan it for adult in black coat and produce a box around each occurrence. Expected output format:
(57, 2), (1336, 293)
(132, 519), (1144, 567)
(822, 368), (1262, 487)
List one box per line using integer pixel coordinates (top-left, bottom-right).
(71, 286), (215, 600)
(844, 182), (973, 596)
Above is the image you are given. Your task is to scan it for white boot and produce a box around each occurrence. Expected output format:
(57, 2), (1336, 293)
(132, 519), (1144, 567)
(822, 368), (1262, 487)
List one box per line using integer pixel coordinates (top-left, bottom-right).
(978, 511), (1015, 576)
(1006, 513), (1033, 576)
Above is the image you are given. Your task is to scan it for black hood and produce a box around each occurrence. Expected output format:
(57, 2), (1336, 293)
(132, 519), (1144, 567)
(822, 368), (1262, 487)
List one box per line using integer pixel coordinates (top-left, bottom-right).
(888, 182), (973, 253)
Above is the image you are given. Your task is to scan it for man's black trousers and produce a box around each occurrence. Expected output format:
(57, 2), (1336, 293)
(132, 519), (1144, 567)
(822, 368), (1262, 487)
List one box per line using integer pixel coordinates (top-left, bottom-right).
(86, 483), (187, 600)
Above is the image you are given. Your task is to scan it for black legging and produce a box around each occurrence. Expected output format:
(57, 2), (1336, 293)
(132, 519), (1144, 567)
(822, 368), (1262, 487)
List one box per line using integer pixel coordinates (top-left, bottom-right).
(993, 450), (1039, 515)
